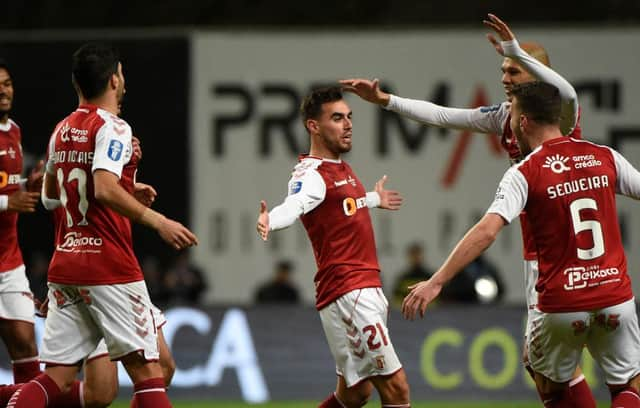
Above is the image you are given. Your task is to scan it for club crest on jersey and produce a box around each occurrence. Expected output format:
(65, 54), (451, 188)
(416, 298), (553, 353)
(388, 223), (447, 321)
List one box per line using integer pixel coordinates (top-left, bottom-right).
(343, 196), (367, 216)
(107, 140), (123, 161)
(290, 181), (303, 194)
(543, 154), (571, 174)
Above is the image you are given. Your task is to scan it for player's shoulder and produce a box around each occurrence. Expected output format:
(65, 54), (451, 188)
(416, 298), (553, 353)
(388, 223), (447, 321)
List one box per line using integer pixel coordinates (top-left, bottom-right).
(8, 119), (19, 130)
(95, 108), (132, 135)
(291, 156), (323, 180)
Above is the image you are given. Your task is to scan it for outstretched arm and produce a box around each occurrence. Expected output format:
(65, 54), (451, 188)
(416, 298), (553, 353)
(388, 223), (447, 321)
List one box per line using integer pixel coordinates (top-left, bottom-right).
(402, 213), (505, 320)
(341, 78), (506, 134)
(484, 13), (579, 135)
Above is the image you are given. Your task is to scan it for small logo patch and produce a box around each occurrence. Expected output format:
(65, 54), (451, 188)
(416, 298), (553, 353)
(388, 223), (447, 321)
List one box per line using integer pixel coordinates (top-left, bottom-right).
(107, 140), (123, 161)
(290, 181), (302, 194)
(375, 355), (386, 370)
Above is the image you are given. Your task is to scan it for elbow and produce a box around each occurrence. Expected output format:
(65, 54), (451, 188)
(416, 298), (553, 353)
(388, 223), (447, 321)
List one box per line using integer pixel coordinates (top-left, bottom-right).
(94, 184), (114, 205)
(476, 223), (500, 249)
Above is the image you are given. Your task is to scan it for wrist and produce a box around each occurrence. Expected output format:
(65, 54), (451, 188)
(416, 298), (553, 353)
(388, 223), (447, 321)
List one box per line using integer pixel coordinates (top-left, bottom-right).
(379, 93), (391, 107)
(139, 208), (166, 229)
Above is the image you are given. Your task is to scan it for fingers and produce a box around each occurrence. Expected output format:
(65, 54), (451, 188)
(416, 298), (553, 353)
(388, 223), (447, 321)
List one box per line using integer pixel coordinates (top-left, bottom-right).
(260, 200), (267, 214)
(376, 174), (388, 189)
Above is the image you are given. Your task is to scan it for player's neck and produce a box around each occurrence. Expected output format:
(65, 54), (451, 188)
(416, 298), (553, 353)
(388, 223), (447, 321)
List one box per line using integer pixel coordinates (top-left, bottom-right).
(78, 95), (119, 116)
(529, 127), (563, 150)
(0, 114), (8, 125)
(309, 144), (340, 161)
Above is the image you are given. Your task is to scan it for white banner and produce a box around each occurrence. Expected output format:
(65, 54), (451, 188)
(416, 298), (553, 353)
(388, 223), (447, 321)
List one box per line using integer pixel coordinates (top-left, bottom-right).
(190, 29), (640, 304)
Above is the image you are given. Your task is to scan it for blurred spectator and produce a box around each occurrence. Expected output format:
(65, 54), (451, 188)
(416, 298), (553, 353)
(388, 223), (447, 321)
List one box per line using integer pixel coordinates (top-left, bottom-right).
(163, 250), (208, 305)
(440, 254), (505, 304)
(254, 260), (300, 304)
(141, 255), (169, 306)
(392, 243), (434, 307)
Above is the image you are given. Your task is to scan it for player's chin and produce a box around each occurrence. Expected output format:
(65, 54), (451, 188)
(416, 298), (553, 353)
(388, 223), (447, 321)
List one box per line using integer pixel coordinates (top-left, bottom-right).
(339, 142), (352, 153)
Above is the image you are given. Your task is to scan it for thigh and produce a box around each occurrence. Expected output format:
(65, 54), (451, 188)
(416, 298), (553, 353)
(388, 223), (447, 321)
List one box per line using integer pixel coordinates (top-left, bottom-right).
(319, 288), (403, 388)
(0, 265), (35, 323)
(528, 308), (588, 383)
(40, 283), (102, 365)
(84, 282), (159, 362)
(587, 298), (640, 386)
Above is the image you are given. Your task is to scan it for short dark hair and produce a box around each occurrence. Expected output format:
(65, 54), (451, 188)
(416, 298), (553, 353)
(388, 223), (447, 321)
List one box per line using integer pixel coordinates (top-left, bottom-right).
(0, 59), (11, 78)
(71, 43), (120, 99)
(300, 86), (343, 131)
(510, 81), (561, 125)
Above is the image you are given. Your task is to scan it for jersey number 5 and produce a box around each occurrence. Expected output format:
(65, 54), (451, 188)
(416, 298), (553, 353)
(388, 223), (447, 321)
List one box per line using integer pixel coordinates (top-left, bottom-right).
(569, 198), (604, 260)
(57, 167), (89, 227)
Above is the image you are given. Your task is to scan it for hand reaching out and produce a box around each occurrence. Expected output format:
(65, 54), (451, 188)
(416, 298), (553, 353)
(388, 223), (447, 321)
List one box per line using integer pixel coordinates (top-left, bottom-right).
(401, 279), (442, 320)
(256, 200), (270, 241)
(483, 13), (516, 56)
(339, 78), (390, 106)
(374, 175), (403, 210)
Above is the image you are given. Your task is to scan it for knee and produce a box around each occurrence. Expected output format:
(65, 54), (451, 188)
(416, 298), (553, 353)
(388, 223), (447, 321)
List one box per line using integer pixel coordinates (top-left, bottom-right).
(387, 378), (410, 402)
(341, 389), (371, 407)
(84, 381), (118, 408)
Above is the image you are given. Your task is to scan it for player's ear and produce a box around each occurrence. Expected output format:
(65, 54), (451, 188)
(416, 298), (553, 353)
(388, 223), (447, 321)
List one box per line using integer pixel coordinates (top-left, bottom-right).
(306, 119), (319, 134)
(109, 73), (119, 91)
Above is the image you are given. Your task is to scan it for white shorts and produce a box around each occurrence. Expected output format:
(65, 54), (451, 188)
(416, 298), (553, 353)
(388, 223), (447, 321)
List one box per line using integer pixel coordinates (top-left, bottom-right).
(40, 281), (159, 365)
(528, 298), (640, 385)
(0, 265), (35, 323)
(319, 287), (402, 387)
(86, 304), (167, 362)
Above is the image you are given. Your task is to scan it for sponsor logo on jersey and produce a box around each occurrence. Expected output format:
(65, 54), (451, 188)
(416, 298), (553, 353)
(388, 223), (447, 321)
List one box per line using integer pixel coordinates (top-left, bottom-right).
(480, 104), (501, 113)
(59, 122), (71, 142)
(563, 265), (620, 291)
(543, 154), (571, 174)
(334, 179), (347, 187)
(572, 154), (602, 169)
(57, 232), (104, 252)
(343, 196), (367, 216)
(290, 180), (303, 194)
(107, 140), (123, 161)
(347, 175), (356, 187)
(0, 171), (22, 188)
(70, 127), (89, 143)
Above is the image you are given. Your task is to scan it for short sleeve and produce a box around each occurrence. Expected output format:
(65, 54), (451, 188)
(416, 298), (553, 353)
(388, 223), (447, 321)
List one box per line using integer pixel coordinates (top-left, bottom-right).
(92, 121), (133, 178)
(486, 166), (529, 223)
(287, 168), (326, 214)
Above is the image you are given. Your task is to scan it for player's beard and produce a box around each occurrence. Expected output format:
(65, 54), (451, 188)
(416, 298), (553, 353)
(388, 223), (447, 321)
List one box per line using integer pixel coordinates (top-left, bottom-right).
(515, 130), (531, 156)
(322, 133), (352, 156)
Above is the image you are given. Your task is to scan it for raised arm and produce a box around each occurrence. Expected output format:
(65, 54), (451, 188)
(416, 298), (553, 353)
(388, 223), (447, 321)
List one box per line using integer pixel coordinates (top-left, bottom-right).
(484, 13), (578, 135)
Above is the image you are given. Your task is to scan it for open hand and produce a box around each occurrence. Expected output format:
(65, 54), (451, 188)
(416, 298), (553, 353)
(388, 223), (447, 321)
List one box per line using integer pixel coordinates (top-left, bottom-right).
(375, 175), (403, 210)
(256, 200), (270, 241)
(339, 78), (390, 106)
(483, 13), (516, 56)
